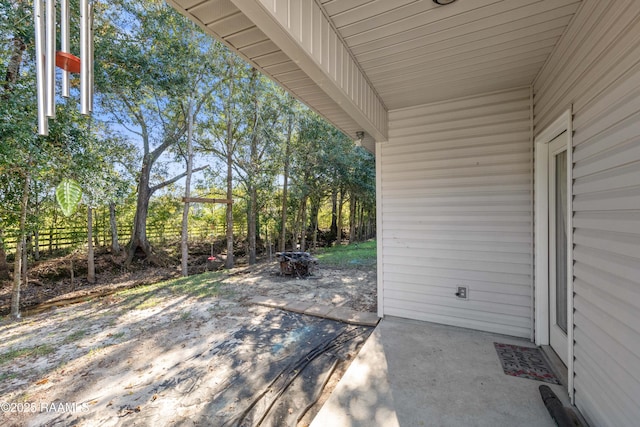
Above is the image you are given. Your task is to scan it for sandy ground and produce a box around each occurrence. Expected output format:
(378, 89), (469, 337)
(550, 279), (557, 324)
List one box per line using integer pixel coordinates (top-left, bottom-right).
(0, 262), (376, 427)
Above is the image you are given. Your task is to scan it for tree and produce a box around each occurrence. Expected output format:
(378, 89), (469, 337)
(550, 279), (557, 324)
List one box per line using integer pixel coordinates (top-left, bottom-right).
(1, 0), (30, 285)
(289, 111), (339, 250)
(231, 70), (281, 264)
(279, 93), (296, 252)
(174, 26), (224, 275)
(75, 128), (132, 282)
(180, 99), (194, 276)
(95, 0), (216, 265)
(2, 0), (29, 95)
(1, 0), (84, 316)
(345, 147), (376, 242)
(200, 53), (251, 269)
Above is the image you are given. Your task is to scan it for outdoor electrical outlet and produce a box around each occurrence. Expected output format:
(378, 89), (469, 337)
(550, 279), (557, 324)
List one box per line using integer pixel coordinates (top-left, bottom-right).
(455, 286), (468, 300)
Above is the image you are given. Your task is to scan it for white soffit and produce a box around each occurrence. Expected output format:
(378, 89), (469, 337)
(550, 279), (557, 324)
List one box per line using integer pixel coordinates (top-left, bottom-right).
(167, 0), (376, 151)
(321, 0), (582, 109)
(169, 0), (582, 143)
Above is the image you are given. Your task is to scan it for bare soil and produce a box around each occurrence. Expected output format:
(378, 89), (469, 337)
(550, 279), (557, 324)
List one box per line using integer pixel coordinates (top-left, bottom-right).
(0, 244), (217, 316)
(0, 255), (376, 427)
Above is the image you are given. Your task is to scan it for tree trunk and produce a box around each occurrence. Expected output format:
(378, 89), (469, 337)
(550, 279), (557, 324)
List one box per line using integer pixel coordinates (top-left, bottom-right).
(225, 110), (234, 270)
(221, 57), (236, 269)
(300, 197), (308, 252)
(21, 234), (28, 288)
(248, 185), (257, 265)
(310, 197), (320, 250)
(109, 202), (120, 255)
(33, 191), (40, 260)
(181, 101), (194, 276)
(3, 35), (26, 95)
(93, 209), (100, 247)
(224, 150), (234, 269)
(336, 188), (344, 245)
(87, 206), (95, 284)
(329, 188), (338, 244)
(245, 68), (260, 265)
(0, 229), (9, 280)
(349, 194), (357, 243)
(280, 111), (292, 252)
(126, 159), (155, 266)
(292, 201), (301, 251)
(34, 230), (40, 261)
(25, 233), (32, 259)
(358, 204), (365, 241)
(70, 257), (74, 290)
(11, 171), (30, 319)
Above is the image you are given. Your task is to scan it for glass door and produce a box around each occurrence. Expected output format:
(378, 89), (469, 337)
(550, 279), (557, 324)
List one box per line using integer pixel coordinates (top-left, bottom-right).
(548, 131), (569, 366)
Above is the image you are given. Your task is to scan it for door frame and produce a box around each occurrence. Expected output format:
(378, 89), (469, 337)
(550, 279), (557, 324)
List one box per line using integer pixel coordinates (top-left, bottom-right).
(534, 108), (574, 403)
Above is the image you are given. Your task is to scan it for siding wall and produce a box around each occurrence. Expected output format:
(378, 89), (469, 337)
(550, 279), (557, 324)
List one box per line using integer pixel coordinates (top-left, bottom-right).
(382, 88), (533, 338)
(533, 1), (640, 425)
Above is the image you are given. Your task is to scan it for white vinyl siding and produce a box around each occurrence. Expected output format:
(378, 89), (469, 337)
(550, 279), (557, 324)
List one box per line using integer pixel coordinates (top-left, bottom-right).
(382, 88), (533, 338)
(534, 1), (640, 425)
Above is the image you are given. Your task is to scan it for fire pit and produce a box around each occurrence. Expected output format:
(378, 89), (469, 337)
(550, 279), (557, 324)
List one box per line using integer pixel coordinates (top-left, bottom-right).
(276, 252), (318, 277)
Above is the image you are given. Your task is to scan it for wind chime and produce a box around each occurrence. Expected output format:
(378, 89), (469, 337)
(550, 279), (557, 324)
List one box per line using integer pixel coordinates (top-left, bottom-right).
(34, 0), (94, 136)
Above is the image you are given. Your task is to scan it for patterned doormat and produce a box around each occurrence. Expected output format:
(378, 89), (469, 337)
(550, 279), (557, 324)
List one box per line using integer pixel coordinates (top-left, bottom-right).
(494, 343), (561, 385)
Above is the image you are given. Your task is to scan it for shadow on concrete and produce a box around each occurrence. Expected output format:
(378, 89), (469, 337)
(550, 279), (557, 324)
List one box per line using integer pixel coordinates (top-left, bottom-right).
(311, 316), (571, 427)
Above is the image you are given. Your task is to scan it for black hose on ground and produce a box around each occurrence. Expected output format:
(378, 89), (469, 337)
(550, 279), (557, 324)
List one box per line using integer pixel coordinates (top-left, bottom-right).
(224, 325), (371, 427)
(539, 385), (584, 427)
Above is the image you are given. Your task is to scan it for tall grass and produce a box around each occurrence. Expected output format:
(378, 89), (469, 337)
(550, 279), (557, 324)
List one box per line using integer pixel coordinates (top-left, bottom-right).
(315, 240), (376, 268)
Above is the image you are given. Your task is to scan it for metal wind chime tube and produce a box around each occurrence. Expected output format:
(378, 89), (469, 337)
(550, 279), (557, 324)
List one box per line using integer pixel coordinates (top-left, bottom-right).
(35, 0), (95, 136)
(45, 0), (56, 118)
(61, 0), (70, 98)
(80, 0), (90, 115)
(34, 0), (48, 135)
(89, 2), (94, 112)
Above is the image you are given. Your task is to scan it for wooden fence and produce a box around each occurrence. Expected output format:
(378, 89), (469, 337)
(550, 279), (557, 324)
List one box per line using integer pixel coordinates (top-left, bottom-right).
(1, 223), (243, 255)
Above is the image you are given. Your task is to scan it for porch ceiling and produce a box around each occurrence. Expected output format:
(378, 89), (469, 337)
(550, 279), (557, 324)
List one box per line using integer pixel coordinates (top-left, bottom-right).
(321, 0), (582, 109)
(169, 0), (582, 142)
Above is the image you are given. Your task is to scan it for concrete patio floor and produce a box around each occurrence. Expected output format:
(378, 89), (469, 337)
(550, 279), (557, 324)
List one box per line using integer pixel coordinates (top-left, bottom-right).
(311, 316), (571, 427)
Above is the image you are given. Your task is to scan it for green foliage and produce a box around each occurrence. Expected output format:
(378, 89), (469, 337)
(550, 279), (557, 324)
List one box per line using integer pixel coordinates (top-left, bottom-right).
(315, 240), (377, 268)
(0, 0), (376, 262)
(147, 191), (183, 235)
(55, 179), (83, 217)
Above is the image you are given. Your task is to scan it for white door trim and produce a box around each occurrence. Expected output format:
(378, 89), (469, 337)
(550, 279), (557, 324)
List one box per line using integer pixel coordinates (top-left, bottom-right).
(534, 108), (574, 403)
(376, 141), (385, 318)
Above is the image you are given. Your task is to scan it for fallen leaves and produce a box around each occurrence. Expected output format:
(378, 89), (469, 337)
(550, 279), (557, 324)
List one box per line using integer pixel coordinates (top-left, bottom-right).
(117, 405), (141, 417)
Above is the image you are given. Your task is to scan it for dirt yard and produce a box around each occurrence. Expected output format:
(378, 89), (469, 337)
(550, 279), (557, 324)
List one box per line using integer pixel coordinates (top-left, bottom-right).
(0, 260), (377, 427)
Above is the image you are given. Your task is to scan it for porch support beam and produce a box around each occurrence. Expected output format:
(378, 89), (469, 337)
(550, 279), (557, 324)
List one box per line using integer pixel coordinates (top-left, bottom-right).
(230, 0), (388, 143)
